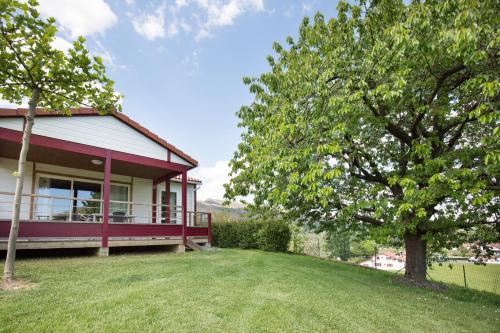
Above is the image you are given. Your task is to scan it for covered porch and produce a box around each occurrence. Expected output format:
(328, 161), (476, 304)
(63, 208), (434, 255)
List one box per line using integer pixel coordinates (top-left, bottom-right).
(0, 126), (211, 254)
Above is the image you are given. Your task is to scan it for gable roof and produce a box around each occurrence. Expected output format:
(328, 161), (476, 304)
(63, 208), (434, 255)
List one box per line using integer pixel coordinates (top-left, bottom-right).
(0, 107), (198, 167)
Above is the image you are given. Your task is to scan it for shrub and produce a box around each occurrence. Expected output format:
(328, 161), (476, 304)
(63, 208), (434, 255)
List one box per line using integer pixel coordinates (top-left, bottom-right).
(237, 220), (262, 249)
(212, 218), (291, 252)
(258, 219), (291, 252)
(211, 220), (261, 249)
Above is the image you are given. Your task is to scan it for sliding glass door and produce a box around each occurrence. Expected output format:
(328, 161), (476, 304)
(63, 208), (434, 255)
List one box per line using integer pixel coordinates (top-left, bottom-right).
(36, 177), (72, 221)
(34, 174), (129, 222)
(72, 181), (102, 221)
(160, 191), (178, 224)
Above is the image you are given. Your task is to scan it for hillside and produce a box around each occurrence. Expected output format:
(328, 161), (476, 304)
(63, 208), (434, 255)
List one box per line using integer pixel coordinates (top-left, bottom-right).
(197, 198), (246, 219)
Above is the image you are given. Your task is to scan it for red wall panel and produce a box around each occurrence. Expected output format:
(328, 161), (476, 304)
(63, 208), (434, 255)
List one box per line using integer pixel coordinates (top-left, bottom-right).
(0, 221), (102, 238)
(108, 223), (183, 237)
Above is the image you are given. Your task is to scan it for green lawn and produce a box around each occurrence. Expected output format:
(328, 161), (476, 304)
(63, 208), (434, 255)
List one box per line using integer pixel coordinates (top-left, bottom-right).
(427, 263), (500, 294)
(1, 249), (499, 333)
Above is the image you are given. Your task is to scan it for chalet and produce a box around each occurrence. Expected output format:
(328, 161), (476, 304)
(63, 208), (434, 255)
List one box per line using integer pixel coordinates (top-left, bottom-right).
(0, 108), (211, 255)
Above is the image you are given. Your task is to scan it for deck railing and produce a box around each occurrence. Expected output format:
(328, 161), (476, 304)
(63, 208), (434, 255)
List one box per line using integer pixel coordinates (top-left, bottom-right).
(0, 191), (208, 226)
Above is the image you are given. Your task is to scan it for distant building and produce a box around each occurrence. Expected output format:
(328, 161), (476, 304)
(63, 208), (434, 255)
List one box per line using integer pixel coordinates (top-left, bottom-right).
(360, 251), (405, 270)
(489, 243), (500, 257)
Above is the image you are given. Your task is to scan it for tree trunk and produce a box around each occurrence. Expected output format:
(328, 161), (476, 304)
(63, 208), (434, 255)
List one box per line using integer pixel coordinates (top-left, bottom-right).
(3, 87), (40, 283)
(404, 231), (427, 282)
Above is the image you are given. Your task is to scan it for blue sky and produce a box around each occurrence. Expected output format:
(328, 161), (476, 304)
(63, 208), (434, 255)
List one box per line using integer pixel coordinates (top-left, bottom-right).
(2, 0), (339, 200)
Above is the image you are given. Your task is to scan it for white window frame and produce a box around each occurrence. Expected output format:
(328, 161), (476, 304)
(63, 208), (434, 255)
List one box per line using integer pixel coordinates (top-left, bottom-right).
(34, 173), (130, 221)
(159, 190), (179, 224)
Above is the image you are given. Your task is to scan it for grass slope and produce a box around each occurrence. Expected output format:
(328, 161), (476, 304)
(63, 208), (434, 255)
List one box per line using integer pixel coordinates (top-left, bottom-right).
(427, 263), (500, 294)
(1, 249), (499, 333)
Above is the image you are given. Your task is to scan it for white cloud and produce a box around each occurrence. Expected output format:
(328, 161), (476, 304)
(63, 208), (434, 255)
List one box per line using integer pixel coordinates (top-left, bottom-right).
(0, 97), (28, 108)
(128, 0), (265, 41)
(302, 2), (313, 13)
(283, 5), (295, 18)
(179, 18), (192, 32)
(94, 41), (126, 69)
(195, 0), (264, 39)
(130, 5), (174, 40)
(51, 36), (73, 53)
(125, 0), (135, 5)
(175, 0), (189, 8)
(180, 49), (200, 76)
(191, 160), (231, 200)
(37, 0), (117, 38)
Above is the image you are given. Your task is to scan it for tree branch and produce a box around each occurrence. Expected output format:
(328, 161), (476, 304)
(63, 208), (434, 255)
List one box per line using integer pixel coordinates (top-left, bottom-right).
(0, 24), (38, 87)
(354, 214), (384, 226)
(362, 96), (413, 146)
(426, 61), (466, 105)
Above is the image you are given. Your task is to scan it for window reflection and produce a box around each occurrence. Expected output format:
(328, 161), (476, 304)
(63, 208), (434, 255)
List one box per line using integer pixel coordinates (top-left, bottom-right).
(36, 177), (72, 221)
(35, 176), (129, 222)
(73, 181), (102, 220)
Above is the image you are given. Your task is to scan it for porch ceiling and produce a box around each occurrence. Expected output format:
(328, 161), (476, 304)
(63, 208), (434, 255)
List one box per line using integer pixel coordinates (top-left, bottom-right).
(0, 139), (178, 179)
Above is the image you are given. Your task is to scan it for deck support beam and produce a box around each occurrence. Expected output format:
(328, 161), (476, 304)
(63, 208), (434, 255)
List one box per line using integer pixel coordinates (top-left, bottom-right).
(173, 244), (185, 253)
(96, 247), (109, 257)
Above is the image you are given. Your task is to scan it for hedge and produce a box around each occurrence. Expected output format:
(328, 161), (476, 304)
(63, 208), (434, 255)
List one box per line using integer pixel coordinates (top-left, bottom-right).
(212, 219), (291, 252)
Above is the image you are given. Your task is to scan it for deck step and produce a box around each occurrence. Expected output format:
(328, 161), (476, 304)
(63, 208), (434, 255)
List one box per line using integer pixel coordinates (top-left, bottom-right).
(185, 238), (203, 251)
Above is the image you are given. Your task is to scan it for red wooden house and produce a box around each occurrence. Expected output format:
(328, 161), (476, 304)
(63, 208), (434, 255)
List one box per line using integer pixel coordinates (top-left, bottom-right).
(0, 108), (211, 255)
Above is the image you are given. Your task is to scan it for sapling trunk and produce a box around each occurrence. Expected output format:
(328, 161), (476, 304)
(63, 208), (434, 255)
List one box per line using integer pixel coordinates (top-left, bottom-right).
(3, 87), (40, 283)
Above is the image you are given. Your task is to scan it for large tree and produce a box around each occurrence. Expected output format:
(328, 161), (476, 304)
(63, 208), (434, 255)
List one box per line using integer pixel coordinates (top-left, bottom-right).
(225, 0), (499, 282)
(0, 0), (121, 283)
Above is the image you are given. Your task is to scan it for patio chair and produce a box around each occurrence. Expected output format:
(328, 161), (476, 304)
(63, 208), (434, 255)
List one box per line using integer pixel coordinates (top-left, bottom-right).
(112, 211), (126, 223)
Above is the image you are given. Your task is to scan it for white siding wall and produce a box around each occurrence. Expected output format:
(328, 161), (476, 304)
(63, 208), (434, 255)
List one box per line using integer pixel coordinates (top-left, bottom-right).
(13, 116), (192, 166)
(0, 158), (33, 220)
(170, 153), (193, 166)
(0, 118), (23, 131)
(131, 177), (152, 224)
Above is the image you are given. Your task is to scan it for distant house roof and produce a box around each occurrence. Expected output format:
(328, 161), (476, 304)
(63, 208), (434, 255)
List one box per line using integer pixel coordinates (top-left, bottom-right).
(172, 175), (202, 184)
(0, 107), (198, 167)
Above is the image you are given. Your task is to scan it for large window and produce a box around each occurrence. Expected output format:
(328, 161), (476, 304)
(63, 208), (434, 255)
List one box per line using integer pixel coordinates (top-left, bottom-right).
(36, 177), (72, 221)
(35, 175), (129, 222)
(110, 184), (129, 217)
(72, 180), (102, 219)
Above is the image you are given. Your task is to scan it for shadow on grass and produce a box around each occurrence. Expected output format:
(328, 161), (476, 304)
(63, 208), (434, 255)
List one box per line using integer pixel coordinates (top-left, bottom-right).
(0, 248), (97, 259)
(0, 245), (180, 260)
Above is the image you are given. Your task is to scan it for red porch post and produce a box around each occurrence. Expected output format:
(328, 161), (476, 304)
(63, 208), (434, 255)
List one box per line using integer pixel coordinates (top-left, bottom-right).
(100, 150), (111, 256)
(208, 212), (212, 246)
(165, 179), (171, 224)
(152, 184), (157, 224)
(182, 170), (187, 245)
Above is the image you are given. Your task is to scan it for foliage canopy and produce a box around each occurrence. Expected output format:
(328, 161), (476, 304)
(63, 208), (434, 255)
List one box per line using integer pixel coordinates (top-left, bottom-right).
(225, 0), (499, 279)
(0, 0), (120, 112)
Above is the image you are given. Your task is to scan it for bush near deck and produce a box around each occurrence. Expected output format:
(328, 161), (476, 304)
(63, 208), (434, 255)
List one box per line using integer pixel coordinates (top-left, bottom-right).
(212, 219), (291, 252)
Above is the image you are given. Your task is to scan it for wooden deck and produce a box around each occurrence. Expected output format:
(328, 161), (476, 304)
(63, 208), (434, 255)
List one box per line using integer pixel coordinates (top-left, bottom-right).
(0, 236), (209, 251)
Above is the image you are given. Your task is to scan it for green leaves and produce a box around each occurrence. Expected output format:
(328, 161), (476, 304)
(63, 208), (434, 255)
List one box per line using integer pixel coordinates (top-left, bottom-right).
(0, 0), (121, 113)
(226, 0), (499, 251)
